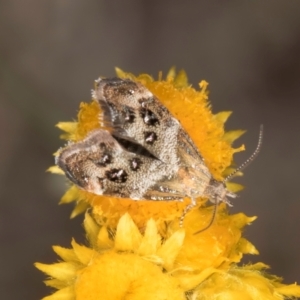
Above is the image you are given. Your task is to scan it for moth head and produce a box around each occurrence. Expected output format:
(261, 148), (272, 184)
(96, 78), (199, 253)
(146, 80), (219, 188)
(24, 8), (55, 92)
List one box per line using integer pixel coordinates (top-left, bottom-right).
(206, 125), (264, 206)
(206, 180), (236, 206)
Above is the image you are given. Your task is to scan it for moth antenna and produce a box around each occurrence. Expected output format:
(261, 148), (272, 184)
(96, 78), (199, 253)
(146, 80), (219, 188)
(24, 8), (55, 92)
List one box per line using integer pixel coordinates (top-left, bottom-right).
(194, 199), (219, 235)
(193, 126), (263, 234)
(223, 124), (263, 183)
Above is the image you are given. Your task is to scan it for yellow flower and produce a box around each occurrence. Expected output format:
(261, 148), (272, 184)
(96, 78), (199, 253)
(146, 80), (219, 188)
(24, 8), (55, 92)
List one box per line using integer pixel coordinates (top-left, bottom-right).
(35, 213), (300, 300)
(38, 69), (300, 299)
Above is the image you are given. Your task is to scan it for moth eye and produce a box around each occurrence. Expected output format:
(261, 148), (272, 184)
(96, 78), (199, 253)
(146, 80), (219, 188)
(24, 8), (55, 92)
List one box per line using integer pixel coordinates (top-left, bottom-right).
(129, 157), (142, 171)
(144, 131), (157, 144)
(105, 168), (128, 183)
(140, 108), (159, 126)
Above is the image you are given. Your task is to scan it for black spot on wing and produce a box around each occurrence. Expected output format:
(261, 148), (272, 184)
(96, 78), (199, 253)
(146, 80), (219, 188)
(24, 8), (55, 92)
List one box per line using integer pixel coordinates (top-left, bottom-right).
(96, 153), (112, 167)
(140, 108), (159, 126)
(123, 106), (135, 124)
(129, 157), (142, 171)
(105, 168), (128, 183)
(144, 131), (157, 144)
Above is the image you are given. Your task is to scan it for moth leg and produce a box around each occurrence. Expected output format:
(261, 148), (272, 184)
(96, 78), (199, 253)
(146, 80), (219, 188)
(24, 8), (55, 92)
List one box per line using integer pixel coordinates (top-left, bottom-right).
(179, 197), (197, 227)
(194, 199), (219, 234)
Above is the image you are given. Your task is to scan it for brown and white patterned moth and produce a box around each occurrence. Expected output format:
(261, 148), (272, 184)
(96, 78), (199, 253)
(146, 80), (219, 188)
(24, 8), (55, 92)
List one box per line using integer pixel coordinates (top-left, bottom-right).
(56, 78), (262, 225)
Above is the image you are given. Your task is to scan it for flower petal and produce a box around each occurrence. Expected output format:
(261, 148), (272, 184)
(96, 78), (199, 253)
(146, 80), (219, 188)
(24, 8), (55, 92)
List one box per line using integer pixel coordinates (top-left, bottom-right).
(174, 69), (188, 88)
(52, 245), (78, 262)
(59, 186), (78, 204)
(115, 213), (142, 251)
(137, 219), (161, 256)
(42, 286), (75, 300)
(97, 226), (114, 249)
(275, 284), (300, 297)
(214, 111), (232, 124)
(71, 239), (94, 265)
(35, 262), (79, 281)
(44, 279), (67, 289)
(56, 122), (78, 134)
(157, 229), (185, 270)
(226, 182), (244, 193)
(223, 130), (246, 144)
(47, 166), (64, 175)
(238, 238), (259, 255)
(70, 201), (89, 219)
(83, 213), (100, 248)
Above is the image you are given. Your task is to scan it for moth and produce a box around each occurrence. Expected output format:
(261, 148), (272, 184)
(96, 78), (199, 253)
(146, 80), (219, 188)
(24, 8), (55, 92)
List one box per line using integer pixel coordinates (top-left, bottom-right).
(56, 78), (262, 229)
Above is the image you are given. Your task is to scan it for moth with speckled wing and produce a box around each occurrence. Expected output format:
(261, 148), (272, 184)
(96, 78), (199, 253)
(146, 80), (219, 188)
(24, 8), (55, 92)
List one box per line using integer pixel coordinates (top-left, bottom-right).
(56, 78), (237, 212)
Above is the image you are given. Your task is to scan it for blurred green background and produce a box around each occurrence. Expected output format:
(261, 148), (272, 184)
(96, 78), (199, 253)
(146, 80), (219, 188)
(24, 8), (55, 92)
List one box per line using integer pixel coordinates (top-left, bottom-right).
(1, 1), (300, 299)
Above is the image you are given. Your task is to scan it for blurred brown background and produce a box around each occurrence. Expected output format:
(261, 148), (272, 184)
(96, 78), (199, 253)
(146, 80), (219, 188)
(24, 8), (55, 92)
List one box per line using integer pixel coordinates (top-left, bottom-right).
(1, 1), (300, 299)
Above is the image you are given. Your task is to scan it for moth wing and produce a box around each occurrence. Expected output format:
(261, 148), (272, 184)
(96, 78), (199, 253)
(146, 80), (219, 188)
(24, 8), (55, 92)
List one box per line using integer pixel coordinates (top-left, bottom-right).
(94, 78), (181, 165)
(56, 129), (183, 200)
(56, 129), (123, 194)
